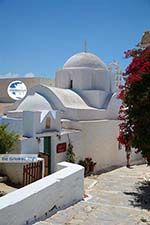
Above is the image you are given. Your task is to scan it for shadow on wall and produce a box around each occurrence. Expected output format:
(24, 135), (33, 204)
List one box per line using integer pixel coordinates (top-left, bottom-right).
(124, 180), (150, 210)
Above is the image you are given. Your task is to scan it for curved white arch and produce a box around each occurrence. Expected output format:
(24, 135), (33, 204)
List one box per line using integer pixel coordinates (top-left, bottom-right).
(29, 84), (90, 110)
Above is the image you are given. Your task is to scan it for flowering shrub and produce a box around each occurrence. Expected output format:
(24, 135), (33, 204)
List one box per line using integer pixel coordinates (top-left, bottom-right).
(118, 46), (150, 165)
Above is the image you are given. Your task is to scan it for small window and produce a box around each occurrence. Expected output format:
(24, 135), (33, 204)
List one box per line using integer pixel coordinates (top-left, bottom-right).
(45, 117), (51, 129)
(70, 80), (73, 89)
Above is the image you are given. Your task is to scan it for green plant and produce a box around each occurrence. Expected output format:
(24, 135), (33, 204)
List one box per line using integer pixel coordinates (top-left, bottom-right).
(79, 157), (96, 176)
(0, 124), (19, 154)
(66, 142), (76, 163)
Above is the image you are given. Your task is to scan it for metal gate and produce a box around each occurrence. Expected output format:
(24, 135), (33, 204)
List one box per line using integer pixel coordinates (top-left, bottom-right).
(23, 161), (42, 186)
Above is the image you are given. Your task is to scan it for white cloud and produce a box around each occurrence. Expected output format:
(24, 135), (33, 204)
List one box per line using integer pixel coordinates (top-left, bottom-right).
(0, 72), (19, 78)
(23, 72), (36, 78)
(0, 72), (38, 78)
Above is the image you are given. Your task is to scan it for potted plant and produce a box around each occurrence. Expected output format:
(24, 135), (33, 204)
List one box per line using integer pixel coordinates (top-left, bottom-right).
(79, 157), (96, 176)
(89, 160), (96, 173)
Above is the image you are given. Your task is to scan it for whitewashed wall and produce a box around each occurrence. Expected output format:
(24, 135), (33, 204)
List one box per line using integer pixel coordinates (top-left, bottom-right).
(106, 93), (122, 119)
(55, 68), (93, 89)
(0, 163), (24, 184)
(76, 90), (109, 108)
(0, 162), (84, 225)
(20, 137), (39, 154)
(62, 120), (142, 171)
(51, 130), (83, 172)
(1, 117), (23, 134)
(23, 110), (61, 138)
(55, 68), (111, 91)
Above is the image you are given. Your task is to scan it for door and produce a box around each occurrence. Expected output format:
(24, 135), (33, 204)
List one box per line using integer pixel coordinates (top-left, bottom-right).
(38, 152), (49, 176)
(40, 136), (51, 175)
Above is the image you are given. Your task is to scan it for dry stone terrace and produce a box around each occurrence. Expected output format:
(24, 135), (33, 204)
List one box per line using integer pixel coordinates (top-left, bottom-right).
(35, 164), (150, 225)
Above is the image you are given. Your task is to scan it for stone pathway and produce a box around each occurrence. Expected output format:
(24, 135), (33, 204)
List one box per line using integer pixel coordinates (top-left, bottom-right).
(0, 176), (17, 197)
(35, 164), (150, 225)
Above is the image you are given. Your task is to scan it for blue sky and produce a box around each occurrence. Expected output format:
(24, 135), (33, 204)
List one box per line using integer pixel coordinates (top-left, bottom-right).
(0, 0), (149, 78)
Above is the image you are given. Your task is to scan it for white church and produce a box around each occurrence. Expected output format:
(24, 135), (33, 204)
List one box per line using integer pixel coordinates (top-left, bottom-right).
(1, 51), (141, 173)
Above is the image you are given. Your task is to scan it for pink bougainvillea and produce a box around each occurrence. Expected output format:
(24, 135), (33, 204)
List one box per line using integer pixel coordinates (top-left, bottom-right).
(118, 45), (150, 165)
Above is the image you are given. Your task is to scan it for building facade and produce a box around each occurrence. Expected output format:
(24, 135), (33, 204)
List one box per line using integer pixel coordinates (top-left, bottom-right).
(1, 52), (141, 173)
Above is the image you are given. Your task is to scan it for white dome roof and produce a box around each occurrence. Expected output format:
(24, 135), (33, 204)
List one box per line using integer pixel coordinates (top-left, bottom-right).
(64, 52), (107, 69)
(17, 93), (53, 111)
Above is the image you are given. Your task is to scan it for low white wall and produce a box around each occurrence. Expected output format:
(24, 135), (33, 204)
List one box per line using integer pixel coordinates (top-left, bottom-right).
(0, 158), (44, 185)
(0, 163), (24, 184)
(0, 162), (84, 225)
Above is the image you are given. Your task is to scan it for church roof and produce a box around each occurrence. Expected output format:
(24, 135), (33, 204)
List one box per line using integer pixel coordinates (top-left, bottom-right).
(63, 52), (107, 69)
(17, 92), (53, 111)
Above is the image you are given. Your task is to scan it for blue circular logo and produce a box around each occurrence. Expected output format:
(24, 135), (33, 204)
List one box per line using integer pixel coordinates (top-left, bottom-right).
(7, 80), (27, 100)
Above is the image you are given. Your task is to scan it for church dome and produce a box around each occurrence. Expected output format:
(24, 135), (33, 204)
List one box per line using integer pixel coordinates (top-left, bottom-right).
(63, 52), (107, 69)
(17, 92), (53, 111)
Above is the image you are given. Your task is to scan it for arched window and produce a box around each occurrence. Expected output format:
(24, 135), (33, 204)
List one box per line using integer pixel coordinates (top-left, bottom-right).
(45, 116), (51, 129)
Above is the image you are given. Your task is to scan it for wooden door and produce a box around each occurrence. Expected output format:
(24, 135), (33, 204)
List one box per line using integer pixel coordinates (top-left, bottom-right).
(38, 152), (49, 176)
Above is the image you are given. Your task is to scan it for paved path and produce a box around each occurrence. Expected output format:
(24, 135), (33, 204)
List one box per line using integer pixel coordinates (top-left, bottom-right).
(0, 176), (17, 197)
(35, 164), (150, 225)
